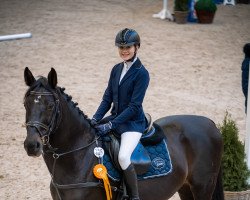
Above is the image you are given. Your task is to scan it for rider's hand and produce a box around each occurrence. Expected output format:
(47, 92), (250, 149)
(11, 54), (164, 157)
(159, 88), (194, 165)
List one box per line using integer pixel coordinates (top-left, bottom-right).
(95, 122), (112, 136)
(90, 118), (98, 127)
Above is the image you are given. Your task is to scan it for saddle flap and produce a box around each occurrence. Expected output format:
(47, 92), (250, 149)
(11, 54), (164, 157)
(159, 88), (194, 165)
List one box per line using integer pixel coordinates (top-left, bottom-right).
(131, 142), (151, 175)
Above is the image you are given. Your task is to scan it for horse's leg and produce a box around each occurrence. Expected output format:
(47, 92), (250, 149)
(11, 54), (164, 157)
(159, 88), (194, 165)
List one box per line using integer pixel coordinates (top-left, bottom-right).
(50, 182), (60, 200)
(178, 184), (194, 200)
(189, 171), (218, 200)
(184, 120), (223, 200)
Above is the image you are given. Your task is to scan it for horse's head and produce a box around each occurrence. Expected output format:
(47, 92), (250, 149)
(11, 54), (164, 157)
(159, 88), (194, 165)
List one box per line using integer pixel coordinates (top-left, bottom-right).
(23, 67), (59, 157)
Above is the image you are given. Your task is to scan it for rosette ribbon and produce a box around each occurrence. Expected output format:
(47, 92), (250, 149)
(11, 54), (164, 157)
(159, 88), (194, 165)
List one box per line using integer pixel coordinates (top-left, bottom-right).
(93, 164), (112, 200)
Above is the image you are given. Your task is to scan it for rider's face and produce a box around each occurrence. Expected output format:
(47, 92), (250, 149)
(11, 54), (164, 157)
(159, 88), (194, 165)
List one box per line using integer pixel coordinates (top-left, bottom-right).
(118, 45), (136, 61)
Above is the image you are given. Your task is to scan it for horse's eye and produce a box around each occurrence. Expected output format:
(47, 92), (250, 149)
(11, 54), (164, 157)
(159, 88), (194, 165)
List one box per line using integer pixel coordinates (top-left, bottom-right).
(47, 102), (54, 110)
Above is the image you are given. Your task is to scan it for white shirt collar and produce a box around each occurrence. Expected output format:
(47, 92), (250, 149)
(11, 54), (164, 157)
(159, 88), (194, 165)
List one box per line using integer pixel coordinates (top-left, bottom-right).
(119, 57), (138, 84)
(124, 56), (137, 70)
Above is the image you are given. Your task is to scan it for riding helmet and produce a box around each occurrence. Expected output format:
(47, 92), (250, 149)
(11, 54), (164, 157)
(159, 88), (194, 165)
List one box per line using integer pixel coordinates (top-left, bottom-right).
(243, 43), (250, 58)
(115, 28), (140, 47)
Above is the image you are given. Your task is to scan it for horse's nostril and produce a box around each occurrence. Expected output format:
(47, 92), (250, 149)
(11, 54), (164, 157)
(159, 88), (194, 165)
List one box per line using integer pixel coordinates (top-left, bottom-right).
(36, 142), (41, 149)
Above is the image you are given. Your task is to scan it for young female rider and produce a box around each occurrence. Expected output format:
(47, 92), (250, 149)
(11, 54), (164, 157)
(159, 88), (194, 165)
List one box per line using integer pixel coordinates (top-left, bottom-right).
(91, 28), (150, 200)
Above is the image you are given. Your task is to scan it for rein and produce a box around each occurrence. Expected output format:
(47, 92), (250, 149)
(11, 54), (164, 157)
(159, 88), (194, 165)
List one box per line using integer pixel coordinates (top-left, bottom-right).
(24, 88), (119, 200)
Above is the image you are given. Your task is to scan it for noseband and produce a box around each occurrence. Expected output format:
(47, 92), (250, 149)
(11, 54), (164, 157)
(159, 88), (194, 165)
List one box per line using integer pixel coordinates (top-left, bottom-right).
(24, 90), (61, 145)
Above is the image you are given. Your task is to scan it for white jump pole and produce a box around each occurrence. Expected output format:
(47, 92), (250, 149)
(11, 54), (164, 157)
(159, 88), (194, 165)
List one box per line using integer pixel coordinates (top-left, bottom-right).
(245, 61), (250, 178)
(152, 0), (173, 21)
(163, 0), (167, 10)
(0, 33), (32, 42)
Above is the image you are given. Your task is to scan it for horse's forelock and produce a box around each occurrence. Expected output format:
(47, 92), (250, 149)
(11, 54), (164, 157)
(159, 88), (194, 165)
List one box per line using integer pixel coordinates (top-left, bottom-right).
(36, 76), (48, 86)
(23, 76), (51, 101)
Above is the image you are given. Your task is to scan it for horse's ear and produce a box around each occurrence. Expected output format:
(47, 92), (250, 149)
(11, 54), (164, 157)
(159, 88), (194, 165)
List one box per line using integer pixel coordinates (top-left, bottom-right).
(48, 68), (57, 88)
(24, 67), (35, 86)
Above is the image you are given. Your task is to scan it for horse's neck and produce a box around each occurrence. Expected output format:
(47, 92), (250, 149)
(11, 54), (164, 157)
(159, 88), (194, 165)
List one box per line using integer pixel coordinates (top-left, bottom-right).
(43, 93), (98, 182)
(55, 92), (95, 149)
(44, 90), (95, 171)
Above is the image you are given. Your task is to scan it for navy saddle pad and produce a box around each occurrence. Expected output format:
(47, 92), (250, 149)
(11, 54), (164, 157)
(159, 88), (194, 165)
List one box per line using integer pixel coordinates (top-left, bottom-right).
(103, 139), (173, 181)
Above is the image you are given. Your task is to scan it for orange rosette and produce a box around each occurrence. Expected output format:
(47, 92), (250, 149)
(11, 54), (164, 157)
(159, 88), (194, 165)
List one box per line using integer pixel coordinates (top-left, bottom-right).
(93, 164), (112, 200)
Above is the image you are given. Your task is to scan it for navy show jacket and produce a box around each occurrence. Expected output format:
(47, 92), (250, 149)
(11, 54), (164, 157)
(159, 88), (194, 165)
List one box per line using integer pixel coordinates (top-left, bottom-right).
(242, 57), (250, 98)
(242, 57), (250, 108)
(93, 58), (150, 134)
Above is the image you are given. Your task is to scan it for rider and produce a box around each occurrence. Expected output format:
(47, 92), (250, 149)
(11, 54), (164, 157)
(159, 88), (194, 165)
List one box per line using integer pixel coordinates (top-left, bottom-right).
(91, 28), (150, 200)
(241, 43), (250, 113)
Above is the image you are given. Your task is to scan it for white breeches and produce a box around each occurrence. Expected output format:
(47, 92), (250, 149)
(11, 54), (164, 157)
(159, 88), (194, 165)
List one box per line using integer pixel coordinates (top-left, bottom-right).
(118, 131), (142, 170)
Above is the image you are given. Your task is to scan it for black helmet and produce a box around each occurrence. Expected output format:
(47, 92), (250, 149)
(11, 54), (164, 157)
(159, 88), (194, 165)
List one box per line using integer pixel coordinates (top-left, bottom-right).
(115, 28), (140, 47)
(243, 43), (250, 58)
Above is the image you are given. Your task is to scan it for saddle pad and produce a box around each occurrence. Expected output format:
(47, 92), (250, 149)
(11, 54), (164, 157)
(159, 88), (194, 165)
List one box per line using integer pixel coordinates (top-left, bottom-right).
(103, 139), (172, 182)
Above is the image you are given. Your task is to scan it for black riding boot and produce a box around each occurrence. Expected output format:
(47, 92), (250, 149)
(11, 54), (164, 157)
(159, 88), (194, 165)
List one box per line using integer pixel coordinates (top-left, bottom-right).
(123, 164), (140, 200)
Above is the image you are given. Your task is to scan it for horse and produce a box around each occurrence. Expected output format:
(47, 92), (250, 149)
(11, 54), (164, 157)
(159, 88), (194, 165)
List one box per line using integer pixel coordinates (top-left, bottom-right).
(23, 67), (224, 200)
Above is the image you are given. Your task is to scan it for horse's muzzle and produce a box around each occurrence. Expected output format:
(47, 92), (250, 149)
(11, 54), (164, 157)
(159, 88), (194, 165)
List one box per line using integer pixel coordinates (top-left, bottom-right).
(24, 135), (43, 157)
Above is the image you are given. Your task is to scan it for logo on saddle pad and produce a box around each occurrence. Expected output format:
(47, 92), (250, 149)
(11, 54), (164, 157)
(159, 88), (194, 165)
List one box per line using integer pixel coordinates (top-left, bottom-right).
(152, 157), (165, 170)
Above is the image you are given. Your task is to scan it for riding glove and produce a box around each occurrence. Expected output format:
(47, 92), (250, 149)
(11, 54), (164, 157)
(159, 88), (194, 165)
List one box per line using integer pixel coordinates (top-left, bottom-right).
(95, 122), (112, 136)
(90, 118), (98, 127)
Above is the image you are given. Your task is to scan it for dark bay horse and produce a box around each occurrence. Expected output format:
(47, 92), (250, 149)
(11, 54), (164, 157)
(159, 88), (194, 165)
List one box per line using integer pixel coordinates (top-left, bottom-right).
(23, 67), (224, 200)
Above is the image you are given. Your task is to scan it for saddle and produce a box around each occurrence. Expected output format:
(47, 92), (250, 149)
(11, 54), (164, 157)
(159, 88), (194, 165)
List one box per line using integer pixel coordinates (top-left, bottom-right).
(103, 114), (165, 175)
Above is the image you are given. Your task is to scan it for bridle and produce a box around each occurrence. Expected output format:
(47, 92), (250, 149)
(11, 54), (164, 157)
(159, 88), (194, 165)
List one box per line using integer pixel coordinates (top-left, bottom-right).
(25, 90), (61, 146)
(24, 86), (119, 199)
